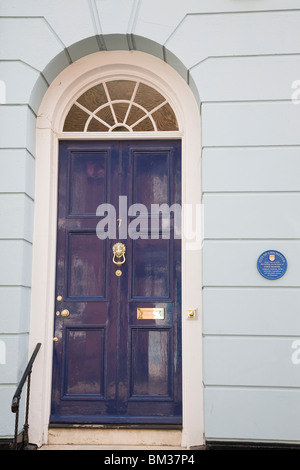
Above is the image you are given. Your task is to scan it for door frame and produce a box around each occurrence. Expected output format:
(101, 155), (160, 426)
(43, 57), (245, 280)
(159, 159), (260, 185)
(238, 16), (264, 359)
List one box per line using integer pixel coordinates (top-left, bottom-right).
(29, 51), (203, 448)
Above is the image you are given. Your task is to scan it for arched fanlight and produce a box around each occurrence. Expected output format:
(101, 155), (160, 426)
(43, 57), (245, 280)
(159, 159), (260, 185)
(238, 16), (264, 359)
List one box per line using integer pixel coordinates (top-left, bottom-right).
(63, 80), (178, 132)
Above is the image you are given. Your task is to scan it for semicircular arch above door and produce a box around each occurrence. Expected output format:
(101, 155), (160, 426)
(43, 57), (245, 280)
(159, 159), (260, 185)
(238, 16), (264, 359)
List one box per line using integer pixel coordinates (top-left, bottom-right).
(63, 79), (179, 133)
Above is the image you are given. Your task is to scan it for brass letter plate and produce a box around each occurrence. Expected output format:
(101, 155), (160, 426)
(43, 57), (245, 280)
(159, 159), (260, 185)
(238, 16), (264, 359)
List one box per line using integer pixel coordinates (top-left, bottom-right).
(137, 308), (164, 320)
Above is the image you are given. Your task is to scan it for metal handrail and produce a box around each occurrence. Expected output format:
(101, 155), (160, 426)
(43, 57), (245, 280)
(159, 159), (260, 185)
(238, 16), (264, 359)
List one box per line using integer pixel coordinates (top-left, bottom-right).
(11, 343), (42, 450)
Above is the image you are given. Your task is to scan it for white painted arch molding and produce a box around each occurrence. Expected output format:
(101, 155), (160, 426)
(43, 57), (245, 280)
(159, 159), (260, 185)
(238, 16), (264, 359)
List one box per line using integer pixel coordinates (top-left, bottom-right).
(37, 50), (193, 134)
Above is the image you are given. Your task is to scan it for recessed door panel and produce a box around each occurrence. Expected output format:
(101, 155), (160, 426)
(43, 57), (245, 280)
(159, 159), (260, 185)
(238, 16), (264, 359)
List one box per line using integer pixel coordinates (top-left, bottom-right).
(132, 238), (170, 299)
(131, 328), (171, 397)
(69, 151), (107, 216)
(133, 151), (170, 208)
(67, 232), (106, 299)
(64, 328), (105, 397)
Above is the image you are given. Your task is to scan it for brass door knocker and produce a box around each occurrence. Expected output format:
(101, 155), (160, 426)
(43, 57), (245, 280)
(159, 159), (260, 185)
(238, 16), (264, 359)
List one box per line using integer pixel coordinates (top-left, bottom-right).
(112, 243), (126, 266)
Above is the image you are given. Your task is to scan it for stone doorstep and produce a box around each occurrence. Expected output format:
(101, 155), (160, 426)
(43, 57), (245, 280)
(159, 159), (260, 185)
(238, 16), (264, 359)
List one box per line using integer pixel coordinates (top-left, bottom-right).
(47, 428), (182, 447)
(39, 444), (186, 450)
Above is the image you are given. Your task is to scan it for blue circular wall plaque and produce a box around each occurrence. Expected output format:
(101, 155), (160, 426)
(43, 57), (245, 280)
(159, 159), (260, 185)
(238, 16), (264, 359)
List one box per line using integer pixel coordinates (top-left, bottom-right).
(257, 250), (287, 280)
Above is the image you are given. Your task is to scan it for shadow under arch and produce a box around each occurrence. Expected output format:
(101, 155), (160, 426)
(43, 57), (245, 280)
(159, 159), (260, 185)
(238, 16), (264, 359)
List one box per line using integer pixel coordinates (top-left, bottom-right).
(30, 33), (200, 115)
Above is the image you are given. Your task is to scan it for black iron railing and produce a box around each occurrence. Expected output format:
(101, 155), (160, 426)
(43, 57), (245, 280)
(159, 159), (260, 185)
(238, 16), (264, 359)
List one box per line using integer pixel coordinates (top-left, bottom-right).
(11, 343), (42, 450)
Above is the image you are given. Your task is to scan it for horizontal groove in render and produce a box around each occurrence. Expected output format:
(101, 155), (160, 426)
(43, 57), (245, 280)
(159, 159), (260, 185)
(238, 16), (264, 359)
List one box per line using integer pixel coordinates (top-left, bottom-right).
(203, 285), (300, 289)
(204, 384), (300, 391)
(0, 285), (31, 289)
(203, 333), (300, 339)
(0, 148), (36, 159)
(202, 285), (300, 289)
(0, 238), (33, 245)
(202, 191), (300, 194)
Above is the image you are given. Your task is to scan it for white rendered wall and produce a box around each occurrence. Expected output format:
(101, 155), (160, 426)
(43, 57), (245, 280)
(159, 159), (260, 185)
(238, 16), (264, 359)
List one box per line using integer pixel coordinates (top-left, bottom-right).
(1, 0), (300, 445)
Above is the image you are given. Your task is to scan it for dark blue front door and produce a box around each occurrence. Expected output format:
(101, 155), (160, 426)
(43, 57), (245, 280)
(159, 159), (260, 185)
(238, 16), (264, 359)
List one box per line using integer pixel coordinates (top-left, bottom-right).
(51, 140), (182, 424)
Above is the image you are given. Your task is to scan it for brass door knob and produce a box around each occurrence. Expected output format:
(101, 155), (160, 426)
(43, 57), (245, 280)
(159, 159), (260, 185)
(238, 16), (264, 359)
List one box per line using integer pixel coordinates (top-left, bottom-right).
(61, 309), (70, 317)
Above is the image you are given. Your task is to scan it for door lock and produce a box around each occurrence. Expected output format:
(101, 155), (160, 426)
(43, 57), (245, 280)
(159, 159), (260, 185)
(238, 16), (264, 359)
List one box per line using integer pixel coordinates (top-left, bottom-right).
(56, 309), (70, 317)
(61, 309), (70, 317)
